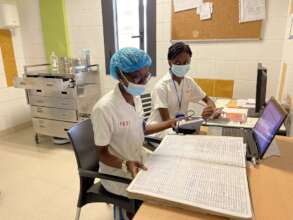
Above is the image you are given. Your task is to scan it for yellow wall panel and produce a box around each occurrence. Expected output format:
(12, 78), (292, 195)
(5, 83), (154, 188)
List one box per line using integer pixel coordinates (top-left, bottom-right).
(214, 80), (234, 98)
(193, 78), (234, 98)
(0, 29), (18, 87)
(194, 78), (214, 96)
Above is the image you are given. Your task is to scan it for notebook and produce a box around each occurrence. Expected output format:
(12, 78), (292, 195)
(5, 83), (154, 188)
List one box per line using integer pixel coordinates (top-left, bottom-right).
(127, 135), (253, 219)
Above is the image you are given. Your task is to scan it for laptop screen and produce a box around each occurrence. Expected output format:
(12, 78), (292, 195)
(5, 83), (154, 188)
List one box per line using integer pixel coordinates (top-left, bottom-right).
(253, 98), (287, 157)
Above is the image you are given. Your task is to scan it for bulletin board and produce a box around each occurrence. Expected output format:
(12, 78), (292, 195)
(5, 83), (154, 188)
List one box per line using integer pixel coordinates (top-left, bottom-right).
(0, 29), (17, 87)
(172, 0), (263, 41)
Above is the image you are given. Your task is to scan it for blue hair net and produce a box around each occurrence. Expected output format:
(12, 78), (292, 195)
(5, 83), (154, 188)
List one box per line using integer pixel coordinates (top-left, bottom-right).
(109, 47), (152, 80)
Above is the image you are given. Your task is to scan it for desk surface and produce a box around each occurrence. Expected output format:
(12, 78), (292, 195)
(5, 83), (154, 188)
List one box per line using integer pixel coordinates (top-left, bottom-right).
(134, 136), (293, 220)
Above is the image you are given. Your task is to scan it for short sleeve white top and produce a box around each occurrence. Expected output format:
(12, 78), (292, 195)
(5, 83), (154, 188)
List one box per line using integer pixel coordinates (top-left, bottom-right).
(147, 72), (206, 124)
(91, 84), (145, 197)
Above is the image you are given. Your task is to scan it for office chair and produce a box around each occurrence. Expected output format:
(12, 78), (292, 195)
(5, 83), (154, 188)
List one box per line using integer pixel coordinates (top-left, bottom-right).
(140, 93), (162, 151)
(67, 119), (141, 220)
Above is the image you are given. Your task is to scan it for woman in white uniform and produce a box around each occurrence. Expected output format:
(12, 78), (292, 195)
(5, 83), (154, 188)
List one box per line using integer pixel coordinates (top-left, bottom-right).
(91, 48), (175, 219)
(147, 42), (217, 129)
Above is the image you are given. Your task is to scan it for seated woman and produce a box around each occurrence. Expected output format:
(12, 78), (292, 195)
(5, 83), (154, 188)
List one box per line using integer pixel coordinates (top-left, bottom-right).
(91, 47), (176, 219)
(147, 42), (216, 134)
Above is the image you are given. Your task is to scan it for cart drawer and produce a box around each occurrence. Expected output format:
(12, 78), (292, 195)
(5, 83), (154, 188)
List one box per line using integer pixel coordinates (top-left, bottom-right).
(31, 106), (77, 122)
(32, 118), (75, 139)
(14, 77), (68, 91)
(29, 95), (76, 110)
(28, 87), (76, 99)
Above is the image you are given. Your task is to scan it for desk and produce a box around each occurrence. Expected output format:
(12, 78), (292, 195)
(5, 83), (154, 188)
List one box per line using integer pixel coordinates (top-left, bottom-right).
(134, 136), (293, 220)
(207, 98), (287, 133)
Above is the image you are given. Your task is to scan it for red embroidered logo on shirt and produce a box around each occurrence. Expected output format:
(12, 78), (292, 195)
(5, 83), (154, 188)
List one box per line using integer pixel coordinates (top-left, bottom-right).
(119, 121), (130, 128)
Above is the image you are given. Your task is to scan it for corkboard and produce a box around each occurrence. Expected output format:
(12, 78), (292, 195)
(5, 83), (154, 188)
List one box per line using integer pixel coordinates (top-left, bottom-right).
(0, 29), (17, 87)
(172, 0), (263, 41)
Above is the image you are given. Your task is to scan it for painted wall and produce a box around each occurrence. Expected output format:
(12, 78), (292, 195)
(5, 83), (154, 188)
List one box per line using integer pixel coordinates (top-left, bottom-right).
(0, 0), (30, 132)
(279, 0), (293, 135)
(153, 0), (289, 99)
(1, 0), (292, 135)
(65, 0), (115, 95)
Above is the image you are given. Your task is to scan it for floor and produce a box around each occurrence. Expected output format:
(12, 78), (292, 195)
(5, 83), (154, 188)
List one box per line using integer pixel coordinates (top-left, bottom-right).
(0, 126), (113, 220)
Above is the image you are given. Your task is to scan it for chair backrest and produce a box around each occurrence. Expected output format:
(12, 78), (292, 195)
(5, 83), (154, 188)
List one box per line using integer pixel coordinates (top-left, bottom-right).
(67, 119), (99, 171)
(140, 93), (152, 121)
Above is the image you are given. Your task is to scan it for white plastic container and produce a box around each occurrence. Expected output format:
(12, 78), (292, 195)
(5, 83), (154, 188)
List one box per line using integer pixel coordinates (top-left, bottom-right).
(50, 52), (58, 73)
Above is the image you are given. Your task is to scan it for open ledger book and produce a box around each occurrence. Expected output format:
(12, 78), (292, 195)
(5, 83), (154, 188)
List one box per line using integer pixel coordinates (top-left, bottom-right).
(127, 135), (253, 219)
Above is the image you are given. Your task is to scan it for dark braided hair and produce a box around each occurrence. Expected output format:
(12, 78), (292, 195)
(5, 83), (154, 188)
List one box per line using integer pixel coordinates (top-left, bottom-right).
(167, 42), (192, 60)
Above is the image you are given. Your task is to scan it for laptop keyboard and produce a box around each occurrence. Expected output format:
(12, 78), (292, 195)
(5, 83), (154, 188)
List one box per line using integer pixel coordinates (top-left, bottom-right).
(222, 127), (257, 158)
(222, 127), (244, 137)
(247, 108), (262, 118)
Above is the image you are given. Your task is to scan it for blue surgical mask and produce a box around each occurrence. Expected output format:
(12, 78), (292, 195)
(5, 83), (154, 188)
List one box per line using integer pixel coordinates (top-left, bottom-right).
(171, 64), (190, 77)
(123, 81), (146, 96)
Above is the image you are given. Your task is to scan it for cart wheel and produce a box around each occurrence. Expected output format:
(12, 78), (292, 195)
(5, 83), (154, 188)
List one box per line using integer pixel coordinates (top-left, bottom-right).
(35, 133), (39, 144)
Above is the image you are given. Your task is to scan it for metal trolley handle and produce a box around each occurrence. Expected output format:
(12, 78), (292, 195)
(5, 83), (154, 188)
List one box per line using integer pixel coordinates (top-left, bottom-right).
(84, 64), (99, 71)
(24, 64), (50, 74)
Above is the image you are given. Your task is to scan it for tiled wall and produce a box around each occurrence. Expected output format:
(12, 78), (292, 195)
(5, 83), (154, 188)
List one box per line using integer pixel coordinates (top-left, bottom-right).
(0, 0), (30, 132)
(280, 0), (293, 135)
(153, 0), (289, 99)
(17, 0), (46, 65)
(65, 0), (116, 95)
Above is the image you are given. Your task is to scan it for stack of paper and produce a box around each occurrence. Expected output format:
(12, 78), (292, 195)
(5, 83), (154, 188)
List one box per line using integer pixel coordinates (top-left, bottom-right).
(127, 135), (253, 219)
(237, 99), (255, 108)
(215, 98), (231, 108)
(222, 108), (248, 123)
(205, 117), (258, 129)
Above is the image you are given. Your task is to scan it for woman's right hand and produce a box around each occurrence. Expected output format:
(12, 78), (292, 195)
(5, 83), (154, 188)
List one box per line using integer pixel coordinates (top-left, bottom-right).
(201, 105), (215, 119)
(168, 118), (177, 129)
(126, 161), (148, 177)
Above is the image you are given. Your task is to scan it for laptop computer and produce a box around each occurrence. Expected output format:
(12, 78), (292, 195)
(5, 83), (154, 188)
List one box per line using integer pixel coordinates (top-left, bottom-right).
(244, 97), (288, 161)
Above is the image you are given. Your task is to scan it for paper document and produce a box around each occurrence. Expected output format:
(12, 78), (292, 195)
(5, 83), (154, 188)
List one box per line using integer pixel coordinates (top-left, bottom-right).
(247, 99), (256, 104)
(155, 135), (247, 167)
(127, 135), (252, 219)
(239, 0), (266, 23)
(234, 99), (255, 108)
(215, 99), (231, 108)
(223, 108), (248, 114)
(173, 0), (201, 12)
(198, 2), (213, 20)
(205, 117), (258, 129)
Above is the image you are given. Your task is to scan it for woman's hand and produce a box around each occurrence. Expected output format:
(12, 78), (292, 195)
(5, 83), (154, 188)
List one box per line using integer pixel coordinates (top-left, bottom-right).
(126, 161), (148, 177)
(201, 105), (215, 119)
(144, 118), (177, 135)
(167, 118), (177, 129)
